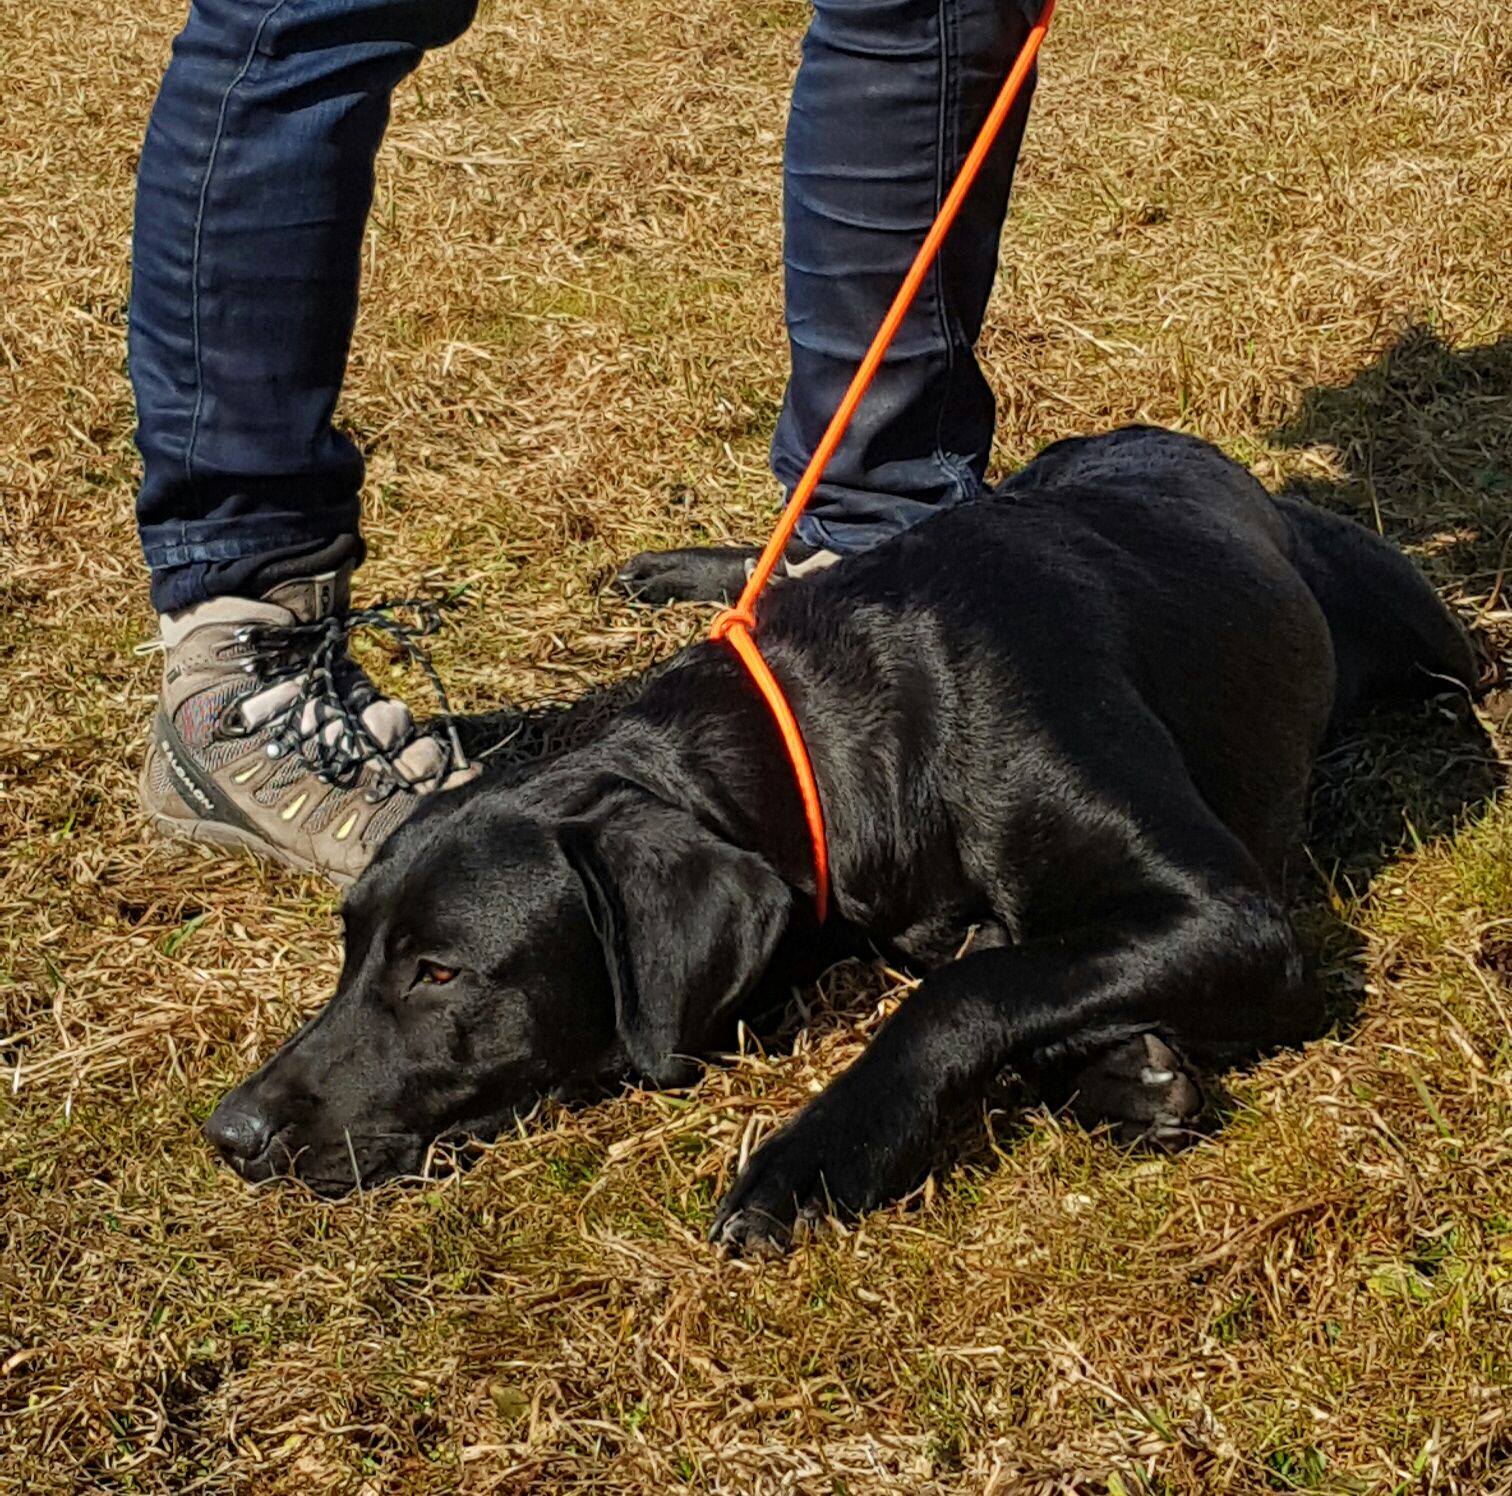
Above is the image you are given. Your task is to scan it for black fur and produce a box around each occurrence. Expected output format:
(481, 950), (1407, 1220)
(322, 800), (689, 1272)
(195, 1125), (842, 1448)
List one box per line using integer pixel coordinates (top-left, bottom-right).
(205, 428), (1478, 1253)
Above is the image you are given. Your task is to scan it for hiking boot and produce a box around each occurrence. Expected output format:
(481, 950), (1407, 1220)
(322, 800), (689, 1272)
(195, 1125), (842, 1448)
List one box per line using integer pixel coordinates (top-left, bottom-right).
(139, 568), (478, 886)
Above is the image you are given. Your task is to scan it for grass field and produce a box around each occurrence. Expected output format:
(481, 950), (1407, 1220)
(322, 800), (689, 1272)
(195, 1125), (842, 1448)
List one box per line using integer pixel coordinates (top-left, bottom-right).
(4, 0), (1512, 1489)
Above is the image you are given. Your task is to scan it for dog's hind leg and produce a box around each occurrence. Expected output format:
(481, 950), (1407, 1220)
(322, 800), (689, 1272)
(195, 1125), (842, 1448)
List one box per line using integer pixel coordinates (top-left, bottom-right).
(712, 793), (1317, 1256)
(1277, 495), (1481, 720)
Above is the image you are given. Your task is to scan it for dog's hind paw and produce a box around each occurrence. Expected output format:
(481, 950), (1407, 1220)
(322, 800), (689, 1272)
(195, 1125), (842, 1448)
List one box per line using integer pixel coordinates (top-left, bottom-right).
(1069, 1033), (1204, 1150)
(613, 546), (754, 605)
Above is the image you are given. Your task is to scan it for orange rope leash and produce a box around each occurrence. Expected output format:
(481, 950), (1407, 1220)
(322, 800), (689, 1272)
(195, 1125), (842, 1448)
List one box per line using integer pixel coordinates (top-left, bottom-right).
(711, 0), (1057, 923)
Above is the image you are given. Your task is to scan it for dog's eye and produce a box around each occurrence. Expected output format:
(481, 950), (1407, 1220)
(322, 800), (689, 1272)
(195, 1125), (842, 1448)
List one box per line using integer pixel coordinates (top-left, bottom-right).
(416, 960), (459, 987)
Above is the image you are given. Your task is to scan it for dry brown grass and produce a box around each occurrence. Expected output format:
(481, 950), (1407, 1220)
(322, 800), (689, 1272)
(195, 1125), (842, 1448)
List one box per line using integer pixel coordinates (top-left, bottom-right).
(3, 0), (1512, 1490)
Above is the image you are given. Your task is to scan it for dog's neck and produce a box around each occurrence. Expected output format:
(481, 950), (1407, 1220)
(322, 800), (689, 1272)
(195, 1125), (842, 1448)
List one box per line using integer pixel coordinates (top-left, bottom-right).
(529, 642), (816, 877)
(508, 630), (930, 919)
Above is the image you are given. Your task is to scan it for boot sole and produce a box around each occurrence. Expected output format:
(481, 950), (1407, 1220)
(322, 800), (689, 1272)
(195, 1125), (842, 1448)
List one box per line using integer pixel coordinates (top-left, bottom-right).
(139, 753), (356, 888)
(143, 804), (356, 889)
(143, 808), (356, 888)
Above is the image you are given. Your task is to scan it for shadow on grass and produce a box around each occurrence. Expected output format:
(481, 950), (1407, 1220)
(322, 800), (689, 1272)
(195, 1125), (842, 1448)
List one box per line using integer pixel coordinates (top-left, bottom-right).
(1271, 323), (1512, 597)
(454, 675), (647, 773)
(1274, 325), (1510, 1035)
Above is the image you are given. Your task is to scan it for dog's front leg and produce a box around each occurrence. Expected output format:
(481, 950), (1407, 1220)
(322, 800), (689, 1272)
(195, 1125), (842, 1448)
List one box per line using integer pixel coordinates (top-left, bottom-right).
(710, 960), (1019, 1257)
(711, 886), (1305, 1256)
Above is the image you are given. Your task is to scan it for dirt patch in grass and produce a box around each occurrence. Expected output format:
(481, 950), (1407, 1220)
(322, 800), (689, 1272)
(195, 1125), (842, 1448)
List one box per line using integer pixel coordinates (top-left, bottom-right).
(2, 0), (1510, 1490)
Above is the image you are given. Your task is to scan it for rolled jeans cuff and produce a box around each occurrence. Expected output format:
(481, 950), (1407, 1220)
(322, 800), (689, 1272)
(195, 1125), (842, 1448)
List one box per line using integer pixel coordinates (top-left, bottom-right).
(138, 501), (362, 572)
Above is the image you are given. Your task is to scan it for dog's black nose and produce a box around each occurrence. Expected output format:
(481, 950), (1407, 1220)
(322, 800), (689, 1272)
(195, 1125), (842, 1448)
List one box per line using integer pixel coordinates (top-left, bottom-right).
(203, 1097), (273, 1164)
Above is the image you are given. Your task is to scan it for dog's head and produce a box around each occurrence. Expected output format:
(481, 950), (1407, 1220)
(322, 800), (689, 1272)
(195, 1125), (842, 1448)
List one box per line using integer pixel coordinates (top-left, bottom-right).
(204, 781), (793, 1192)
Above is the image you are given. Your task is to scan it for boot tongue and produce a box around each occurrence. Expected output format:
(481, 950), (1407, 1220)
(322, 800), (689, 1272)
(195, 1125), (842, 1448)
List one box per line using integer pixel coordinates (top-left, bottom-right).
(261, 567), (351, 624)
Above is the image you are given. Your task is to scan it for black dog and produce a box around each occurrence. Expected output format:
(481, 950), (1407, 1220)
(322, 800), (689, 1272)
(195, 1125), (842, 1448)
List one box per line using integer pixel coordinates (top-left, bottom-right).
(205, 428), (1477, 1254)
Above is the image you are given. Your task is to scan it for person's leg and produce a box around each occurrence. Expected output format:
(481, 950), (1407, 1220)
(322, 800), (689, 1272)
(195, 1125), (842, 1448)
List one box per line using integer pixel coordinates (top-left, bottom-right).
(132, 0), (482, 883)
(130, 0), (478, 615)
(775, 0), (1039, 554)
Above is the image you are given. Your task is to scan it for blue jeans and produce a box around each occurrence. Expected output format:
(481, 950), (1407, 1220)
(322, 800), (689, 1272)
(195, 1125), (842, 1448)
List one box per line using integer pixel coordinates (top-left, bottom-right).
(131, 0), (1037, 612)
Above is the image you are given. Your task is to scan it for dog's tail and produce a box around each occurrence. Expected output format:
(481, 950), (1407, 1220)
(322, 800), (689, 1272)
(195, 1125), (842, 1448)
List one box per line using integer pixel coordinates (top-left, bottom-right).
(1277, 495), (1482, 724)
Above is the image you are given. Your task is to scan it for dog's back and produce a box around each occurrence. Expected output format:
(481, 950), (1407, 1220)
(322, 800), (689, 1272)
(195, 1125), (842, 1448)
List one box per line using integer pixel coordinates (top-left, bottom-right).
(998, 424), (1479, 723)
(773, 424), (1478, 891)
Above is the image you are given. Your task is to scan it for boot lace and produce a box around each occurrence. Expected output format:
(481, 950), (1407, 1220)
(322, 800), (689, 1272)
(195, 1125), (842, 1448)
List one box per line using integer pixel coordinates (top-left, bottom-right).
(216, 597), (469, 801)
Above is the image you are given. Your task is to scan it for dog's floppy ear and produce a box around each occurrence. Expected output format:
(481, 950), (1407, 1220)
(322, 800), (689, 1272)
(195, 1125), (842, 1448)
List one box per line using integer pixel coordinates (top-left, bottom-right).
(559, 797), (793, 1086)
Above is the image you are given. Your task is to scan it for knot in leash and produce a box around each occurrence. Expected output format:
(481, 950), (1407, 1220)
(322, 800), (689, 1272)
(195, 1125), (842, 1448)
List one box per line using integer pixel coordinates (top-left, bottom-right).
(708, 0), (1056, 924)
(708, 605), (756, 642)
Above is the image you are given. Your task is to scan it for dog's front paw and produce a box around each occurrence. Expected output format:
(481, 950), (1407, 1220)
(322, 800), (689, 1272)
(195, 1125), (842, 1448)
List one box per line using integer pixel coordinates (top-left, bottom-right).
(710, 1102), (913, 1258)
(710, 1182), (825, 1260)
(613, 546), (754, 605)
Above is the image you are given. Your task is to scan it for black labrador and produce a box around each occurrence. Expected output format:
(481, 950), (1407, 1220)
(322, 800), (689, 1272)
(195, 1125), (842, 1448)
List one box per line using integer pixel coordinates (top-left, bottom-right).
(205, 427), (1479, 1254)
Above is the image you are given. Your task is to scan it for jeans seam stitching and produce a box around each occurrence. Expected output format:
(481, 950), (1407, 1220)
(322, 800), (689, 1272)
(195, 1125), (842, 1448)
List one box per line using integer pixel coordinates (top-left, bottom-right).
(930, 0), (960, 490)
(184, 0), (296, 485)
